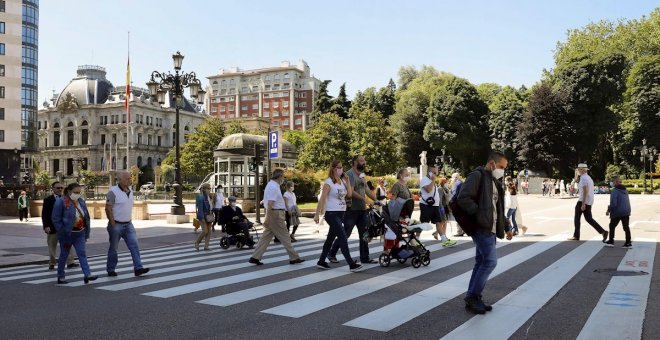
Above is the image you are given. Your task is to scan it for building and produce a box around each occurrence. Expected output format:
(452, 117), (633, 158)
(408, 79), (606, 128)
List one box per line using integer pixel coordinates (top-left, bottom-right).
(37, 65), (207, 180)
(0, 0), (38, 185)
(206, 60), (320, 131)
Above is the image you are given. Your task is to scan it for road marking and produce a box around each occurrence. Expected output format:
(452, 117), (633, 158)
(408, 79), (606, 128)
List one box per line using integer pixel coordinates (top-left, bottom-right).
(260, 237), (524, 318)
(577, 238), (656, 340)
(200, 241), (469, 307)
(441, 236), (603, 339)
(341, 233), (571, 332)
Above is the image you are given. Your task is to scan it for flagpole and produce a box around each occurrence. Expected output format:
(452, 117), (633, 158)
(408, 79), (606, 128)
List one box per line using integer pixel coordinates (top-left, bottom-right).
(126, 31), (131, 171)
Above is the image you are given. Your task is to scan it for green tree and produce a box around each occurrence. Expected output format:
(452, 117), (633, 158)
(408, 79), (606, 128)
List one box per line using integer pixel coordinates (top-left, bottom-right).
(311, 80), (333, 123)
(163, 118), (226, 179)
(397, 66), (419, 91)
(329, 83), (351, 119)
(351, 87), (378, 114)
(80, 170), (106, 197)
(347, 108), (403, 175)
(225, 119), (248, 135)
(296, 113), (349, 170)
(488, 86), (526, 171)
(623, 55), (660, 159)
(376, 79), (397, 119)
(283, 130), (309, 153)
(424, 76), (491, 172)
(476, 83), (503, 107)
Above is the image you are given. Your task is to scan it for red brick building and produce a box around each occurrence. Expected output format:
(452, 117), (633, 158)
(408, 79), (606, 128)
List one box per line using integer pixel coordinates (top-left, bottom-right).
(206, 60), (320, 130)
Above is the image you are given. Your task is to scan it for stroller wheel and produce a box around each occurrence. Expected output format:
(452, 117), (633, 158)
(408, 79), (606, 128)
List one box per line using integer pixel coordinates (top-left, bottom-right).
(379, 253), (391, 267)
(219, 237), (230, 249)
(236, 240), (244, 249)
(411, 256), (422, 268)
(422, 254), (431, 266)
(397, 257), (407, 264)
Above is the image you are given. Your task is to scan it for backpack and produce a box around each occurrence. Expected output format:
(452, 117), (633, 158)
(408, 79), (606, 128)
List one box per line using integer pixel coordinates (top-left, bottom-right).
(448, 169), (485, 236)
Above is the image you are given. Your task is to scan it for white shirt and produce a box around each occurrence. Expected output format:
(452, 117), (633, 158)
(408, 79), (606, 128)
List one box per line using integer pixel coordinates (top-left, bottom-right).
(419, 176), (440, 206)
(505, 192), (518, 209)
(324, 178), (347, 212)
(578, 173), (595, 205)
(107, 185), (134, 222)
(213, 192), (225, 209)
(264, 180), (286, 210)
(283, 191), (296, 210)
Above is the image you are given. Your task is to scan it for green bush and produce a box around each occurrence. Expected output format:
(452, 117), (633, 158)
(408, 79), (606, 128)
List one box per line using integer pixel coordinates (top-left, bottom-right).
(283, 170), (322, 203)
(621, 179), (659, 190)
(626, 187), (653, 194)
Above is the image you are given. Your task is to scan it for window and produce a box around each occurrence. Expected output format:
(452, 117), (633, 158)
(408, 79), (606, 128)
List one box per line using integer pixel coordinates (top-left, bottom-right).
(263, 111), (270, 118)
(273, 111), (279, 117)
(0, 22), (4, 34)
(67, 130), (74, 146)
(284, 73), (290, 79)
(100, 134), (105, 145)
(0, 65), (4, 77)
(241, 86), (248, 92)
(157, 136), (162, 146)
(0, 130), (4, 142)
(137, 133), (142, 145)
(263, 93), (270, 98)
(220, 89), (227, 95)
(0, 1), (4, 12)
(274, 74), (281, 80)
(265, 85), (271, 90)
(283, 120), (289, 126)
(283, 101), (289, 107)
(301, 102), (307, 108)
(81, 129), (88, 145)
(0, 43), (4, 55)
(241, 105), (248, 111)
(211, 107), (217, 113)
(272, 121), (279, 126)
(295, 119), (302, 125)
(220, 106), (226, 112)
(263, 103), (269, 109)
(0, 108), (4, 120)
(300, 92), (307, 98)
(0, 86), (4, 98)
(265, 75), (272, 81)
(229, 105), (235, 111)
(252, 104), (258, 110)
(273, 84), (280, 90)
(148, 135), (153, 146)
(273, 102), (279, 108)
(252, 85), (258, 91)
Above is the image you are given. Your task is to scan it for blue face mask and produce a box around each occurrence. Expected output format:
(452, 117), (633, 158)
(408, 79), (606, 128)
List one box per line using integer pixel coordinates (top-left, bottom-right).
(609, 182), (614, 187)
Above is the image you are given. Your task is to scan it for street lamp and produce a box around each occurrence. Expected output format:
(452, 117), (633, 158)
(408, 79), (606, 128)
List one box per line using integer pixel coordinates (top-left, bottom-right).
(632, 138), (657, 193)
(146, 51), (205, 215)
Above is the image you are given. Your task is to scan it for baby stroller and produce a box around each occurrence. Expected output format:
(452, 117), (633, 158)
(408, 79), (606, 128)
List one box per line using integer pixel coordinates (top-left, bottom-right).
(362, 202), (387, 243)
(379, 198), (431, 268)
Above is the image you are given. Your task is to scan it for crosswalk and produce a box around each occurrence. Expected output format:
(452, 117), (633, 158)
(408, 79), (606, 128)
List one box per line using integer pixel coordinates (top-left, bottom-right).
(0, 229), (656, 338)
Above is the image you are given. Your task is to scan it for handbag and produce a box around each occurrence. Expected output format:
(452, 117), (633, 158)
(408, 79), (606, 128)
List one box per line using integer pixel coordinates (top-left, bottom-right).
(205, 214), (215, 223)
(424, 187), (436, 205)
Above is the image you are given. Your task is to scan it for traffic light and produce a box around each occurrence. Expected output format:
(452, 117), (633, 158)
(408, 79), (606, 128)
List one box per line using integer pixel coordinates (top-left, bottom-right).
(22, 174), (30, 184)
(249, 157), (257, 172)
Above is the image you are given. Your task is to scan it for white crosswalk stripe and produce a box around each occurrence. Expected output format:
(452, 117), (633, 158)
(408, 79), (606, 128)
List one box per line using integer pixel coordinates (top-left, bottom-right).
(2, 229), (657, 338)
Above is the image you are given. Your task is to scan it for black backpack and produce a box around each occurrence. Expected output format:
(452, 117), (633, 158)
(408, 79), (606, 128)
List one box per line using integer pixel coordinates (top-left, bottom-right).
(448, 169), (484, 236)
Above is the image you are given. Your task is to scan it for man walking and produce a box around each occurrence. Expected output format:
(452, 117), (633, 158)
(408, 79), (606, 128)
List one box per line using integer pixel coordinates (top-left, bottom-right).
(42, 182), (77, 270)
(327, 155), (378, 264)
(249, 169), (304, 265)
(105, 171), (149, 277)
(449, 173), (466, 237)
(457, 151), (512, 314)
(568, 163), (608, 242)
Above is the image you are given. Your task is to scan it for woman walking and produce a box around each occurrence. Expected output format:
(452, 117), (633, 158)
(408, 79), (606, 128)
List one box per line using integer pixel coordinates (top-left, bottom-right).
(314, 160), (363, 272)
(505, 182), (520, 235)
(391, 168), (412, 201)
(17, 191), (29, 222)
(194, 183), (213, 251)
(211, 184), (225, 232)
(283, 181), (300, 242)
(51, 183), (97, 284)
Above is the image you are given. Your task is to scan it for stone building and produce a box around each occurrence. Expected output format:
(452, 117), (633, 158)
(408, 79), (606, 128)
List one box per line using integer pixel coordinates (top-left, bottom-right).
(37, 65), (208, 180)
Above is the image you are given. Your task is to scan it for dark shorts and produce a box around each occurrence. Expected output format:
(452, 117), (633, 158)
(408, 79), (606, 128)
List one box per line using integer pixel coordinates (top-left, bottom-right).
(420, 204), (446, 224)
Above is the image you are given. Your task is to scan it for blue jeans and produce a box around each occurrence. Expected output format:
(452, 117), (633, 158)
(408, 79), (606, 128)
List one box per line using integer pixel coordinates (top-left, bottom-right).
(106, 222), (144, 272)
(330, 209), (370, 262)
(507, 208), (518, 233)
(467, 231), (497, 298)
(58, 231), (91, 279)
(320, 211), (356, 266)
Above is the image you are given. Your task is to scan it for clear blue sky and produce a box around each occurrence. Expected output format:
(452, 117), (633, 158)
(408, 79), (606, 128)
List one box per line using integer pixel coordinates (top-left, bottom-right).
(38, 0), (659, 103)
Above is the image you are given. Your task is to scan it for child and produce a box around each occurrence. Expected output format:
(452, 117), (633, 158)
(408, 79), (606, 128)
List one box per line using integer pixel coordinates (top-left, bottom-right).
(605, 176), (632, 248)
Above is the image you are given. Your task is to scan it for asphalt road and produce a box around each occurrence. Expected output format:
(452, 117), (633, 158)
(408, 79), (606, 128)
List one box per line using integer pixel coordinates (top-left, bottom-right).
(1, 194), (659, 339)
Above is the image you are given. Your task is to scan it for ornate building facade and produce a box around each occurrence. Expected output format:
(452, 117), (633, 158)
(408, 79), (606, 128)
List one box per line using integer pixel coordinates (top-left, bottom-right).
(37, 65), (207, 180)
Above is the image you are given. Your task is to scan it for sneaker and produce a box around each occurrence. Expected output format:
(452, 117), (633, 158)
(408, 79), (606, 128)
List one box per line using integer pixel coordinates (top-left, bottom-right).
(464, 296), (486, 314)
(107, 271), (118, 277)
(349, 263), (364, 273)
(567, 236), (580, 241)
(622, 243), (633, 249)
(290, 235), (297, 243)
(248, 257), (264, 265)
(289, 258), (305, 264)
(317, 261), (331, 270)
(601, 231), (609, 243)
(328, 256), (339, 264)
(134, 268), (150, 277)
(477, 295), (493, 311)
(67, 263), (79, 269)
(442, 239), (457, 247)
(604, 240), (614, 247)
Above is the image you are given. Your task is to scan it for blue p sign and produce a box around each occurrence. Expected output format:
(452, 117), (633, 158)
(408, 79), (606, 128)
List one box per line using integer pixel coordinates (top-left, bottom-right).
(269, 131), (279, 159)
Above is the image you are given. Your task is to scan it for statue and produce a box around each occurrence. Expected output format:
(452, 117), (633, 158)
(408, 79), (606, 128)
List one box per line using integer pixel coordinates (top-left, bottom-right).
(419, 151), (427, 167)
(57, 92), (79, 113)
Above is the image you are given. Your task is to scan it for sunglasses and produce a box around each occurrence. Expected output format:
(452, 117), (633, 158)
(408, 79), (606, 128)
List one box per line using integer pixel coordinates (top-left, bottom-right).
(54, 187), (64, 190)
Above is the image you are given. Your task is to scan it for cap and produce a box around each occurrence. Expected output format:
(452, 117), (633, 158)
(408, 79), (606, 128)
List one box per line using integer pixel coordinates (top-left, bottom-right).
(228, 196), (237, 202)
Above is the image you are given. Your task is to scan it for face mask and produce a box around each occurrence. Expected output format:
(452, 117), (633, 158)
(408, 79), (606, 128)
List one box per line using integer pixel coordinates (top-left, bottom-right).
(335, 168), (344, 177)
(609, 182), (614, 187)
(356, 164), (365, 171)
(70, 193), (81, 201)
(492, 168), (505, 179)
(290, 188), (295, 192)
(403, 176), (410, 182)
(428, 171), (435, 179)
(230, 202), (236, 207)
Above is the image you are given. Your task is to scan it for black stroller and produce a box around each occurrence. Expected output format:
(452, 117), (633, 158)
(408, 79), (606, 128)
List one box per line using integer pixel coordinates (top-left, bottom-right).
(378, 198), (431, 268)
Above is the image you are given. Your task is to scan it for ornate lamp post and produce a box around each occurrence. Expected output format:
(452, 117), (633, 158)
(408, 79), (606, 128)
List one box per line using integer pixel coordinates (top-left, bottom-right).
(435, 147), (452, 176)
(146, 51), (205, 215)
(632, 138), (657, 193)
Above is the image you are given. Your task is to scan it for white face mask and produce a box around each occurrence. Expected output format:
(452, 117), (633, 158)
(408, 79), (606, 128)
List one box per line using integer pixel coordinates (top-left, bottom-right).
(492, 168), (505, 179)
(403, 176), (410, 182)
(230, 202), (236, 207)
(289, 188), (295, 192)
(70, 193), (81, 201)
(428, 172), (435, 179)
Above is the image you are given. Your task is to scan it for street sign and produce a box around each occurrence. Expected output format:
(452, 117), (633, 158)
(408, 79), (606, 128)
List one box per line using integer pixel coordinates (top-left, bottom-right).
(269, 130), (281, 159)
(524, 169), (529, 176)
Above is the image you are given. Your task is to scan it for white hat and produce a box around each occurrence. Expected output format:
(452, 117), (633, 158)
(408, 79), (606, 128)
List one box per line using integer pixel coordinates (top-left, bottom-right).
(577, 163), (589, 169)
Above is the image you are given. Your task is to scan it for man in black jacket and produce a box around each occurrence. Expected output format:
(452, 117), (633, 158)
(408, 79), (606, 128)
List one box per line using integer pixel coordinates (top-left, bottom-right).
(42, 182), (76, 270)
(457, 151), (512, 314)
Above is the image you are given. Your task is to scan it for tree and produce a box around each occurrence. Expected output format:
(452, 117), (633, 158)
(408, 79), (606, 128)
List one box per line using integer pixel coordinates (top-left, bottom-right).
(163, 118), (226, 179)
(283, 130), (309, 153)
(476, 83), (503, 107)
(397, 66), (419, 91)
(350, 87), (379, 114)
(488, 86), (526, 171)
(80, 170), (106, 197)
(311, 80), (333, 123)
(296, 113), (350, 171)
(376, 79), (397, 119)
(517, 81), (572, 176)
(624, 55), (660, 159)
(225, 119), (248, 135)
(346, 108), (403, 175)
(329, 83), (351, 119)
(424, 76), (491, 172)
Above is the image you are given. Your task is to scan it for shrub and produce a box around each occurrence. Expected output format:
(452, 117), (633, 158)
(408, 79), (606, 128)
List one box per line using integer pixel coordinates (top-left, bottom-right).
(283, 170), (321, 203)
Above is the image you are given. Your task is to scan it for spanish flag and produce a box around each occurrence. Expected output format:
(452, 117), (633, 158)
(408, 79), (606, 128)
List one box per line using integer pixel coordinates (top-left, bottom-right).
(125, 56), (131, 123)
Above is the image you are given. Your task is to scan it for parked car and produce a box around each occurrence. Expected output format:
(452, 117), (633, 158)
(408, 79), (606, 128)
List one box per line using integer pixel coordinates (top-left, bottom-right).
(141, 182), (154, 190)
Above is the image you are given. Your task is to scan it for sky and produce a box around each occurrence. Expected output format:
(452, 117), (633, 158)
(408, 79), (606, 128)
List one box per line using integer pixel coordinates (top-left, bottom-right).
(38, 0), (659, 103)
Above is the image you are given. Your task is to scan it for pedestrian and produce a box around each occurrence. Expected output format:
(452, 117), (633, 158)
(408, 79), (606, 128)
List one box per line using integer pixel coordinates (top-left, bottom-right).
(219, 196), (255, 246)
(211, 184), (225, 232)
(283, 181), (300, 243)
(327, 155), (378, 264)
(249, 169), (305, 266)
(568, 164), (608, 242)
(164, 182), (171, 199)
(314, 160), (363, 272)
(521, 179), (529, 195)
(420, 166), (456, 247)
(391, 168), (412, 200)
(105, 171), (150, 277)
(456, 151), (513, 314)
(194, 183), (214, 251)
(376, 177), (388, 207)
(605, 176), (632, 248)
(51, 183), (97, 284)
(41, 181), (77, 270)
(505, 182), (519, 235)
(449, 173), (466, 237)
(17, 191), (29, 222)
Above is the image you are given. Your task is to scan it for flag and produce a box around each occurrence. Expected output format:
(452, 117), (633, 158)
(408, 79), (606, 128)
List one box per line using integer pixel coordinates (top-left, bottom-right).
(125, 56), (131, 123)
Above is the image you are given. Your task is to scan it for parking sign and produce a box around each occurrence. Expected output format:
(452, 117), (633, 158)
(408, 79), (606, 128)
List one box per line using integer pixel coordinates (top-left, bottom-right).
(269, 130), (280, 159)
